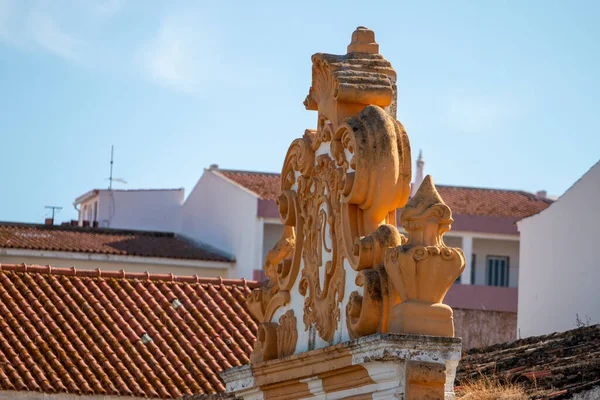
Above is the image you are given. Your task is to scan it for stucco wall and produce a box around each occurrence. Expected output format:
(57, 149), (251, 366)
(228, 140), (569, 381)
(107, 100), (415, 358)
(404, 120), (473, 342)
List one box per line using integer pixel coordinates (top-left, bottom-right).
(0, 254), (229, 278)
(262, 223), (284, 262)
(453, 308), (517, 349)
(443, 236), (462, 249)
(80, 190), (184, 232)
(181, 170), (261, 280)
(518, 161), (600, 337)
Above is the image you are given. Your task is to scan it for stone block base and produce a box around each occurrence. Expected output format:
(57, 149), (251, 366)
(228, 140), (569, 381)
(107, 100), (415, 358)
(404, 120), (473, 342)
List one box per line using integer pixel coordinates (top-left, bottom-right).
(221, 334), (461, 400)
(389, 302), (455, 337)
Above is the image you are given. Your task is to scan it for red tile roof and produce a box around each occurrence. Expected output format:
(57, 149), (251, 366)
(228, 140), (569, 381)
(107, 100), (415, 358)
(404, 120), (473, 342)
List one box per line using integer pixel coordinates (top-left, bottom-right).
(456, 324), (600, 399)
(0, 223), (233, 262)
(215, 169), (552, 219)
(0, 264), (259, 398)
(217, 170), (281, 201)
(435, 185), (552, 219)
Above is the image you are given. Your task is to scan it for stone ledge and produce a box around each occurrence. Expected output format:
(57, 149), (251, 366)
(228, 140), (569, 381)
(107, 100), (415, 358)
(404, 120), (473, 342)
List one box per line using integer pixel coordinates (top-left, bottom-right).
(222, 333), (461, 399)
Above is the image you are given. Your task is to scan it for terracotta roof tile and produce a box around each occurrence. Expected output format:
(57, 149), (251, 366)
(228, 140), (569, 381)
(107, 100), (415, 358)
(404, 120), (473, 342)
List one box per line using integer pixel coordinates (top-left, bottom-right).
(455, 324), (600, 399)
(0, 264), (259, 398)
(217, 170), (281, 201)
(217, 169), (552, 219)
(0, 223), (233, 262)
(435, 185), (552, 219)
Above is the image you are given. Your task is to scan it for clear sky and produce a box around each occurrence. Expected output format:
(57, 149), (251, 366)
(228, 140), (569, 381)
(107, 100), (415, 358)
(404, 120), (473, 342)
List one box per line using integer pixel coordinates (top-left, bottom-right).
(1, 0), (599, 224)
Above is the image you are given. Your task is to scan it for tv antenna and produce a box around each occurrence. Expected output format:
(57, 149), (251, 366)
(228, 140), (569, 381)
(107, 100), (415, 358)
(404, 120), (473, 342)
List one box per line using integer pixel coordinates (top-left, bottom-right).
(44, 206), (63, 221)
(107, 145), (127, 190)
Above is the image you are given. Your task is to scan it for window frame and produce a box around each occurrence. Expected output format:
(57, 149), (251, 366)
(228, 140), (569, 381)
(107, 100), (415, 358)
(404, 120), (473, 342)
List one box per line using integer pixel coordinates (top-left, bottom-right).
(486, 255), (510, 287)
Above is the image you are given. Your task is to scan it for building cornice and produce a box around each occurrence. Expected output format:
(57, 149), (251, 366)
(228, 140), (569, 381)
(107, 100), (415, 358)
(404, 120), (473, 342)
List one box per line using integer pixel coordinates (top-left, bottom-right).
(0, 248), (232, 269)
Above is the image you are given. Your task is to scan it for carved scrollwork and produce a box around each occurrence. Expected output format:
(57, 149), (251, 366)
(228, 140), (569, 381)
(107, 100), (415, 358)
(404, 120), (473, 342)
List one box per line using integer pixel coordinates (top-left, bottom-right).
(277, 310), (298, 358)
(297, 149), (346, 343)
(248, 27), (470, 362)
(334, 106), (412, 270)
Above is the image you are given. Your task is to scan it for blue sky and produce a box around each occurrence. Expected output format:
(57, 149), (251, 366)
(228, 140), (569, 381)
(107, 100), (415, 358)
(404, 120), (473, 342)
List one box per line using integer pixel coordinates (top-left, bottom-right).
(1, 0), (599, 224)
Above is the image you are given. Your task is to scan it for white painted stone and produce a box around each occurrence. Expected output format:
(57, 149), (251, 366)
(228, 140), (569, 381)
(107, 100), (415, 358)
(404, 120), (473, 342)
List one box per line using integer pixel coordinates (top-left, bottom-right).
(221, 365), (255, 393)
(571, 386), (600, 400)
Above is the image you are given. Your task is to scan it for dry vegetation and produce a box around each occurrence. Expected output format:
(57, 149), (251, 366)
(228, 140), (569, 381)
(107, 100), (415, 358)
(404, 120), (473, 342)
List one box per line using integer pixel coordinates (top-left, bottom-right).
(456, 377), (529, 400)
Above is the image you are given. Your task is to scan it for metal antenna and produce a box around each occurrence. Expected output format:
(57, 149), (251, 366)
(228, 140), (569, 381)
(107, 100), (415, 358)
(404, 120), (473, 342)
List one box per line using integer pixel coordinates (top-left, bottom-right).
(107, 145), (127, 189)
(109, 145), (113, 190)
(44, 206), (63, 221)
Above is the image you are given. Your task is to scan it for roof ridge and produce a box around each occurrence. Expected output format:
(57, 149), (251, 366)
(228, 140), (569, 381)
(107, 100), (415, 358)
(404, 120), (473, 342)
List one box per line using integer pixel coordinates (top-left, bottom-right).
(0, 263), (260, 288)
(436, 184), (540, 196)
(216, 170), (549, 200)
(218, 168), (280, 176)
(89, 188), (184, 192)
(0, 221), (177, 237)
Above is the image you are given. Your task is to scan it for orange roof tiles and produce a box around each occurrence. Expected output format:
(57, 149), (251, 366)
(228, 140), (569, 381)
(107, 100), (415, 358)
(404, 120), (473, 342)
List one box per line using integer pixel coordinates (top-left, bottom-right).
(435, 185), (552, 219)
(0, 223), (233, 262)
(216, 169), (551, 219)
(218, 170), (281, 201)
(0, 264), (258, 398)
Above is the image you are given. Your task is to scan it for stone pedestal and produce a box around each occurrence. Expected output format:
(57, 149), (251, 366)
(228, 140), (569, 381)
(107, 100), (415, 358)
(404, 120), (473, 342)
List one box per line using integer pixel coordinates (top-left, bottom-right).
(221, 334), (461, 400)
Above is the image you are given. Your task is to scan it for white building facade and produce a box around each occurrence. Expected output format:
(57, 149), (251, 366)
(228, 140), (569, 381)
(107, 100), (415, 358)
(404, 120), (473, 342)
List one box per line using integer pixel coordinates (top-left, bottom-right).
(517, 160), (600, 337)
(74, 188), (184, 232)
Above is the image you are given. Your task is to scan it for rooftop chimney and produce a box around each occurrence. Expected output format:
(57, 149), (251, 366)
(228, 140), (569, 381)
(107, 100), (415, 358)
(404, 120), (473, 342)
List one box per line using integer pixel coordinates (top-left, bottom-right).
(536, 190), (547, 199)
(208, 164), (219, 170)
(44, 218), (53, 226)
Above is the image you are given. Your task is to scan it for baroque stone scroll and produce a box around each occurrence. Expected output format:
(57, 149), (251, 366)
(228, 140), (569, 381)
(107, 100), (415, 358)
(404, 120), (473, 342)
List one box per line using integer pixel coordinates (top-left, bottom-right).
(247, 27), (465, 363)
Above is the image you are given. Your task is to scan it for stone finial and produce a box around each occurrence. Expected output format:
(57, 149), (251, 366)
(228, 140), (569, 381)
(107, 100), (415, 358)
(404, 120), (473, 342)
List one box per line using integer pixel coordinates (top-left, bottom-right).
(385, 175), (466, 337)
(347, 26), (379, 54)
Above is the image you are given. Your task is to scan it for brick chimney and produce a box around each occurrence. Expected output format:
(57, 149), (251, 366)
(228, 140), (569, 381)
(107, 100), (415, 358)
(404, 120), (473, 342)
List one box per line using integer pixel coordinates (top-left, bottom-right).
(82, 220), (90, 227)
(536, 190), (547, 200)
(44, 218), (53, 225)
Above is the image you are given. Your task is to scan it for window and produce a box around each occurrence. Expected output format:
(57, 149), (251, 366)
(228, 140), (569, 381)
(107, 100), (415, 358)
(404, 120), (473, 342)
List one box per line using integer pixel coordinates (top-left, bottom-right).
(470, 254), (476, 285)
(487, 256), (509, 287)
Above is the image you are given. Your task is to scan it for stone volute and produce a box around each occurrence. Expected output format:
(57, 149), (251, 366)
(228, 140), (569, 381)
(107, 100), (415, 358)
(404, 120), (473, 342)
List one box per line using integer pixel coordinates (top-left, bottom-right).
(222, 27), (464, 400)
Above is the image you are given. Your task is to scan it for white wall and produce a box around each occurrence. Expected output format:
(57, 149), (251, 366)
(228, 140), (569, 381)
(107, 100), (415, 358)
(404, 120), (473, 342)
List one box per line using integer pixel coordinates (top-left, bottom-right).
(518, 161), (600, 337)
(181, 169), (262, 280)
(263, 222), (284, 261)
(79, 190), (184, 232)
(0, 252), (230, 278)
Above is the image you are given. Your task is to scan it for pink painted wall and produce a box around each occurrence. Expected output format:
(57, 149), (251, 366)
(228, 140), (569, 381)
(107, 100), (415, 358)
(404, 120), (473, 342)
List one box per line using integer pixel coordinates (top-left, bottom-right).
(445, 284), (518, 313)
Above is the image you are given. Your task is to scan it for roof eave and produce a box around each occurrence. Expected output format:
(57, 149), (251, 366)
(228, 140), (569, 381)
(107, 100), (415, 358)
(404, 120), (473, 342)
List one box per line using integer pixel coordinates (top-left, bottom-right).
(74, 189), (100, 205)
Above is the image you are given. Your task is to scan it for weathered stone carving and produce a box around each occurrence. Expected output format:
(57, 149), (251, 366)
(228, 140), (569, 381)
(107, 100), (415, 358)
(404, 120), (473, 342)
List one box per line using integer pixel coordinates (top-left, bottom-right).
(247, 26), (463, 364)
(276, 310), (297, 358)
(385, 175), (465, 336)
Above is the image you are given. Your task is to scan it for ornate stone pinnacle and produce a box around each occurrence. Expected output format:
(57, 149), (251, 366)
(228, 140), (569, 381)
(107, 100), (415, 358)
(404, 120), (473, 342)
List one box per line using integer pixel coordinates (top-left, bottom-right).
(401, 175), (453, 247)
(347, 26), (379, 54)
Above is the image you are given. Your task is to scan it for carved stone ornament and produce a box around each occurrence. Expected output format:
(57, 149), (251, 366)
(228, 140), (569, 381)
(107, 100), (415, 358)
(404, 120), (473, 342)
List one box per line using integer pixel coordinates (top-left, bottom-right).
(247, 27), (464, 364)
